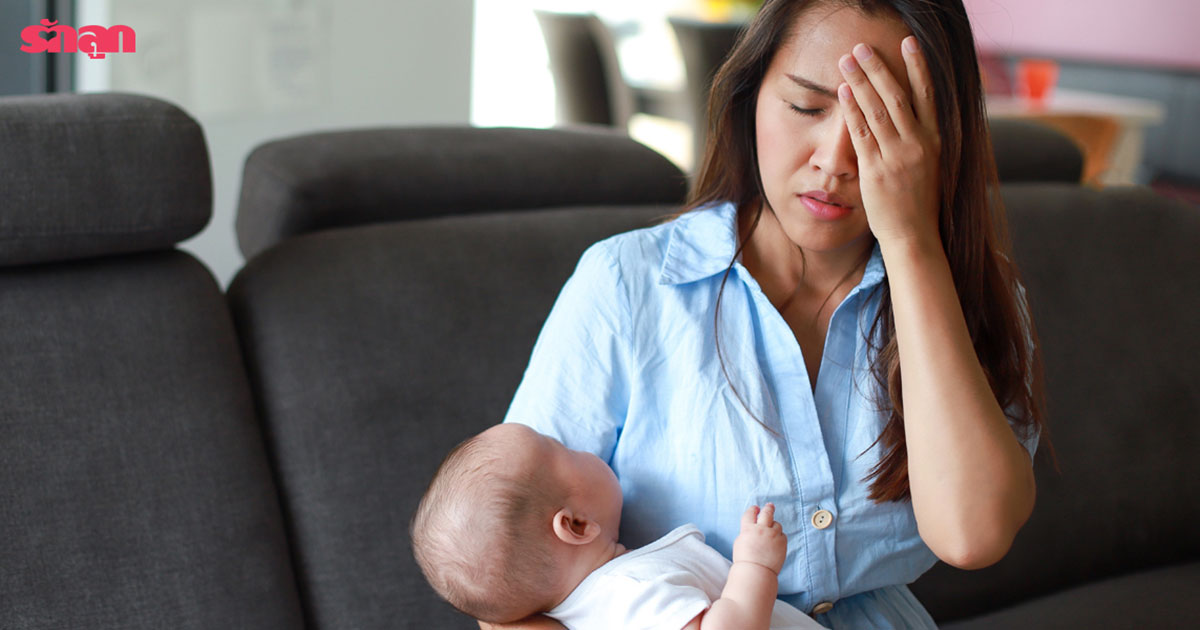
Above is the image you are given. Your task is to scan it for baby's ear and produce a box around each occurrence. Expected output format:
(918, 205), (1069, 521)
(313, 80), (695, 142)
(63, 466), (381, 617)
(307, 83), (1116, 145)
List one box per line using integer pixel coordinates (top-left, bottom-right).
(551, 507), (601, 546)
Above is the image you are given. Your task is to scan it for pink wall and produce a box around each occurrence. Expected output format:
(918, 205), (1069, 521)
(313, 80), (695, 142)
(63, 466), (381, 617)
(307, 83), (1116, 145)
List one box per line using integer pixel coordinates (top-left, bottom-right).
(963, 0), (1200, 70)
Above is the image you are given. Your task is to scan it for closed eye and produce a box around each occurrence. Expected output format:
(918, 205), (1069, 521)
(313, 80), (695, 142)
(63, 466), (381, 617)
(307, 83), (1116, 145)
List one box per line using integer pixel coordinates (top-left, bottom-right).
(789, 103), (822, 117)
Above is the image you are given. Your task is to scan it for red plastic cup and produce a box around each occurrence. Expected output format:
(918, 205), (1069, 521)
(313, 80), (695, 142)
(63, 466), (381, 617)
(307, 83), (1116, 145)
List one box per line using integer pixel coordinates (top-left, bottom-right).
(1016, 59), (1059, 107)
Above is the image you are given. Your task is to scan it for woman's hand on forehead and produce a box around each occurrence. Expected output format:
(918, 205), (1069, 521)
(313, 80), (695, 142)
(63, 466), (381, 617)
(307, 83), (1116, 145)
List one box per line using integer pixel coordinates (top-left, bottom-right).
(836, 35), (942, 248)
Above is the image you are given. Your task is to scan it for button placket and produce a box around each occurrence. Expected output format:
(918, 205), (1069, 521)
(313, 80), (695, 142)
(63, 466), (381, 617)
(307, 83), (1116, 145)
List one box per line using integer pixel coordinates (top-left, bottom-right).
(735, 263), (841, 610)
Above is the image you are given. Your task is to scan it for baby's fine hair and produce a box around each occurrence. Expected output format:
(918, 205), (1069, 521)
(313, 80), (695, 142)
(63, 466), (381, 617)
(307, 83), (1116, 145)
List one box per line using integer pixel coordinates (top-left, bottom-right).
(410, 430), (566, 623)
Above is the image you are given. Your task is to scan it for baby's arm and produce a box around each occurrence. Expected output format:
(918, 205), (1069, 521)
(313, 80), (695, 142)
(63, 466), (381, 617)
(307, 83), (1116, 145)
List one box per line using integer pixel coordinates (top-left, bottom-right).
(684, 504), (786, 630)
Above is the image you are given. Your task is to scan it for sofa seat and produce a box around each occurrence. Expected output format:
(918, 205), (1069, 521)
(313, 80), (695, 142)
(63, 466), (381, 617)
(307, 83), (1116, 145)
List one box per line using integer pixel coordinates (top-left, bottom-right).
(942, 562), (1200, 629)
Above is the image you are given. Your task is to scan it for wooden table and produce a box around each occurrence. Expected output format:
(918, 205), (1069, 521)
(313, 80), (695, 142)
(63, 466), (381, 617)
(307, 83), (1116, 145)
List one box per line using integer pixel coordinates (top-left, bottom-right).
(987, 88), (1166, 185)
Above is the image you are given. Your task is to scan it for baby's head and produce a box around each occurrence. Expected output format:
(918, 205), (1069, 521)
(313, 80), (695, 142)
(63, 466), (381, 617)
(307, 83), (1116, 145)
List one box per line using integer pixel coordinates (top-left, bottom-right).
(410, 423), (622, 624)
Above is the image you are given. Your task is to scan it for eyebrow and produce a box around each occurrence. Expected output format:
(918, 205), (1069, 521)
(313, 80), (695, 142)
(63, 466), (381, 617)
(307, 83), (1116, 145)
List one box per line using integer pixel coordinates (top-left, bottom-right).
(786, 74), (837, 99)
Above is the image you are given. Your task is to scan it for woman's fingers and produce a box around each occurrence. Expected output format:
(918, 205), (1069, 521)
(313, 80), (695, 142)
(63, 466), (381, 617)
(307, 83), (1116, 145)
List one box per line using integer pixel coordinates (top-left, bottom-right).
(850, 43), (922, 139)
(838, 48), (900, 144)
(838, 80), (879, 161)
(901, 36), (938, 135)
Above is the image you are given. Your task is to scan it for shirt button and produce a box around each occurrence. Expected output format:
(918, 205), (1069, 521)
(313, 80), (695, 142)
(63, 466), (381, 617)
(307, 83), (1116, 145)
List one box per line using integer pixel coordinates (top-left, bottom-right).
(812, 601), (834, 615)
(811, 509), (834, 530)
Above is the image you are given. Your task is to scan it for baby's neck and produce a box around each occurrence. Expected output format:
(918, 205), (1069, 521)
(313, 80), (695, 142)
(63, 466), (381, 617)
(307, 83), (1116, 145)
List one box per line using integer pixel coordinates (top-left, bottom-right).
(601, 540), (629, 565)
(549, 538), (630, 610)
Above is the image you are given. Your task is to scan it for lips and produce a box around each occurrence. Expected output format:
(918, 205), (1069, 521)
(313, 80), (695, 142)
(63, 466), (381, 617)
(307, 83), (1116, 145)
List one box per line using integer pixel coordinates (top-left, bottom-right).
(798, 190), (853, 220)
(800, 190), (851, 207)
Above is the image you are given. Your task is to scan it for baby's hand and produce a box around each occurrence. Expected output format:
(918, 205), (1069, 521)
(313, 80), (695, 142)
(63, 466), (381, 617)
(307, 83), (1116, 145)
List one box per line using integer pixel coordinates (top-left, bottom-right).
(732, 503), (787, 575)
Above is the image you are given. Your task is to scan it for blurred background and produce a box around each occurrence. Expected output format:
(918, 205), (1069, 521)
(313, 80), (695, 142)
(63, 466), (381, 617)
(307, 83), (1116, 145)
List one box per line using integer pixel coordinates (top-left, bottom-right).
(3, 0), (1197, 285)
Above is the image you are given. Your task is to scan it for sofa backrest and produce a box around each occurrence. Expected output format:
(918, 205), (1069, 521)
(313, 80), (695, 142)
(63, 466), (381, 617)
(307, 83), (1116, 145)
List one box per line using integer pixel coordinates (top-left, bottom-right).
(234, 125), (689, 259)
(911, 184), (1200, 621)
(0, 93), (304, 630)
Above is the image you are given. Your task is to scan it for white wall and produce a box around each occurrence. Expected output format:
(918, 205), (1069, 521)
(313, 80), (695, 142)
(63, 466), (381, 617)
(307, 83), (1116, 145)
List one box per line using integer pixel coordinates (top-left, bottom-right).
(471, 0), (697, 170)
(470, 0), (693, 128)
(78, 0), (475, 286)
(964, 0), (1200, 70)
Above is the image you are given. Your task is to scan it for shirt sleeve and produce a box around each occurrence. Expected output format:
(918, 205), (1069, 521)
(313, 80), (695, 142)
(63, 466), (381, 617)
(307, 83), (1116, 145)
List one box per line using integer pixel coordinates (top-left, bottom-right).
(502, 240), (633, 462)
(1005, 280), (1041, 462)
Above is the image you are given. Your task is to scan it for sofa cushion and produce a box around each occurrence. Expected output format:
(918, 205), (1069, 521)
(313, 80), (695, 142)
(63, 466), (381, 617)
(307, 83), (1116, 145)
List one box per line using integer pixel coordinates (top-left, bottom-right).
(912, 184), (1200, 622)
(234, 126), (688, 259)
(0, 252), (304, 629)
(941, 562), (1200, 630)
(0, 93), (211, 267)
(227, 204), (671, 630)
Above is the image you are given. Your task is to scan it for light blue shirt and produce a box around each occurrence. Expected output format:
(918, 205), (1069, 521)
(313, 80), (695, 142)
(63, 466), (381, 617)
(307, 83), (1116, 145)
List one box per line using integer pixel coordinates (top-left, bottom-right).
(505, 202), (1038, 629)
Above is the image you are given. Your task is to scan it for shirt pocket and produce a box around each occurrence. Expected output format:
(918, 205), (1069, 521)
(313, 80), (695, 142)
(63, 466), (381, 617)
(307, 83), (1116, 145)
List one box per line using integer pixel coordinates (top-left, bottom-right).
(615, 374), (794, 556)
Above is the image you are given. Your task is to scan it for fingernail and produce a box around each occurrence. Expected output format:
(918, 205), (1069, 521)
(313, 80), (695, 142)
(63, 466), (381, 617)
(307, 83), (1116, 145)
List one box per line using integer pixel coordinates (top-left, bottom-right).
(839, 54), (857, 73)
(837, 83), (851, 100)
(852, 44), (873, 60)
(903, 36), (919, 53)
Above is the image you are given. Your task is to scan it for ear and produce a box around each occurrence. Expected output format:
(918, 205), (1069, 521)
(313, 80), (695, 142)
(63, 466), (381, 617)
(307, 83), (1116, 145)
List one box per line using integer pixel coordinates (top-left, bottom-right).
(551, 507), (601, 546)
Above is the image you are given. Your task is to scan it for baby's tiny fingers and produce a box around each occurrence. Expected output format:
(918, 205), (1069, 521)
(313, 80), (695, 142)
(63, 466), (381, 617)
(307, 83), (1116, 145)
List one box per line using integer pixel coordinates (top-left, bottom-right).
(758, 502), (776, 526)
(742, 505), (760, 527)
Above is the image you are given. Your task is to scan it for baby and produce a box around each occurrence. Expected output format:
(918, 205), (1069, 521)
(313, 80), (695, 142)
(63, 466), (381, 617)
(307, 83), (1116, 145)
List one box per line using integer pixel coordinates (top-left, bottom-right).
(410, 423), (822, 630)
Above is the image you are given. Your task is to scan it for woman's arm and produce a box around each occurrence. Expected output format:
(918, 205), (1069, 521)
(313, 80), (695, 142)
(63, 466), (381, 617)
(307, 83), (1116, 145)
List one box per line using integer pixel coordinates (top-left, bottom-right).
(502, 241), (631, 460)
(836, 38), (1035, 569)
(479, 616), (565, 630)
(877, 237), (1036, 569)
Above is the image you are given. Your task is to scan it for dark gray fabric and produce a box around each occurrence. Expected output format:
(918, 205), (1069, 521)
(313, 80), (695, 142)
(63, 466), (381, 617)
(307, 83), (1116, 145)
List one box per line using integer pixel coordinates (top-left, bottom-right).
(0, 93), (212, 266)
(990, 118), (1085, 183)
(912, 184), (1200, 622)
(227, 204), (671, 630)
(0, 251), (303, 629)
(941, 562), (1200, 629)
(234, 126), (688, 259)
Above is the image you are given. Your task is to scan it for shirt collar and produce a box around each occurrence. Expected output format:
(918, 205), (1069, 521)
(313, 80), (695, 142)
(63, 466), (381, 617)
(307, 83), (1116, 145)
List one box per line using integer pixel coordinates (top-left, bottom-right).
(659, 201), (887, 292)
(659, 202), (741, 285)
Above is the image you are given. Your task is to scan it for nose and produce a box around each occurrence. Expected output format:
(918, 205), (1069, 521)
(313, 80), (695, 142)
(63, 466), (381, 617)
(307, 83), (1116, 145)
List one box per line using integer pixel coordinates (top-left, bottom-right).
(809, 116), (857, 179)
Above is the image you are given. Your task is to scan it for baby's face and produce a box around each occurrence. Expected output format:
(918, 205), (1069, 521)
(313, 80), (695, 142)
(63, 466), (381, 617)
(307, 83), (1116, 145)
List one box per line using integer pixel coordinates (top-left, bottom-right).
(482, 423), (623, 538)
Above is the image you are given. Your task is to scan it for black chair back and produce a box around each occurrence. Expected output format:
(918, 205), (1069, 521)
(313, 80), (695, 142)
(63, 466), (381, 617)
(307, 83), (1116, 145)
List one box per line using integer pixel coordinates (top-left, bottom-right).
(669, 17), (745, 170)
(535, 11), (635, 128)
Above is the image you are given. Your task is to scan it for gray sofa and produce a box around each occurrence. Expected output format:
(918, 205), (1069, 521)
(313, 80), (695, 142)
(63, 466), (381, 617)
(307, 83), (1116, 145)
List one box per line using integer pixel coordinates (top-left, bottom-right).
(2, 93), (1196, 629)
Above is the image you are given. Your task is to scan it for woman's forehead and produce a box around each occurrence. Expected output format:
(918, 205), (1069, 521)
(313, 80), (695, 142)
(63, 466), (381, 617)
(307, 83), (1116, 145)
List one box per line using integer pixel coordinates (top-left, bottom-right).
(773, 4), (912, 92)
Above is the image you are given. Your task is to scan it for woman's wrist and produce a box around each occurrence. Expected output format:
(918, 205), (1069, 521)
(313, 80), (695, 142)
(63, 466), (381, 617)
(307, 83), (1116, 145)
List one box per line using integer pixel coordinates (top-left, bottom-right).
(877, 229), (944, 261)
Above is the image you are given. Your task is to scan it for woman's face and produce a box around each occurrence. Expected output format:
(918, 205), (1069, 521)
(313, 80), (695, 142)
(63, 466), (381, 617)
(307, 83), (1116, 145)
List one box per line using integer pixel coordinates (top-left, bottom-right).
(754, 4), (913, 254)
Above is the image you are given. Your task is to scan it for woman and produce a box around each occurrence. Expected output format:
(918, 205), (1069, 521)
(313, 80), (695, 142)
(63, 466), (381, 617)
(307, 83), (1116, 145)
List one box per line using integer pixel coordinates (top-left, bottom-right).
(492, 0), (1045, 627)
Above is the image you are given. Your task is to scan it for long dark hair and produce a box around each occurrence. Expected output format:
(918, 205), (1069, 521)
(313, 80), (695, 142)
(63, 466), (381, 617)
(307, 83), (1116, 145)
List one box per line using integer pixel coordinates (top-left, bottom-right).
(685, 0), (1047, 502)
